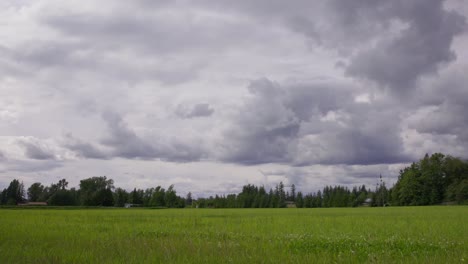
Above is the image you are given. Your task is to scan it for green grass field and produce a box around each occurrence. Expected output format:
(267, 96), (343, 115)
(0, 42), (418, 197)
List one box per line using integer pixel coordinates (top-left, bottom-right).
(0, 207), (466, 263)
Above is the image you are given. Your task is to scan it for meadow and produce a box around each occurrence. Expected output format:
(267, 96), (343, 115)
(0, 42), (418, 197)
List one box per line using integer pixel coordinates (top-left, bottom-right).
(0, 207), (466, 263)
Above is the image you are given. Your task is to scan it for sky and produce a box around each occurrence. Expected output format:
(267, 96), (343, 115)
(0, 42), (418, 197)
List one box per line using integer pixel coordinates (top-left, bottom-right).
(1, 0), (468, 197)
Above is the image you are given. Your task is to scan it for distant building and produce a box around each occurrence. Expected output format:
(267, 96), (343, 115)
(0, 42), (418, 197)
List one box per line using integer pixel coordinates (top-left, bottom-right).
(361, 198), (372, 207)
(124, 203), (142, 208)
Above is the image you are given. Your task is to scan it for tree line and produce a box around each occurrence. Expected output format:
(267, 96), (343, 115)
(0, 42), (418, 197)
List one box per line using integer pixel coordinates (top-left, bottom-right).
(391, 153), (468, 205)
(195, 179), (391, 208)
(1, 153), (467, 207)
(0, 176), (186, 208)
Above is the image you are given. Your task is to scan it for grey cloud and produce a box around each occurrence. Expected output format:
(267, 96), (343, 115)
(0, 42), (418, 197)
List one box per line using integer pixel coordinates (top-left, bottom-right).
(1, 5), (225, 86)
(221, 79), (300, 164)
(0, 159), (62, 173)
(286, 0), (467, 93)
(0, 45), (22, 77)
(17, 42), (84, 69)
(200, 0), (466, 93)
(4, 39), (201, 86)
(346, 3), (465, 92)
(412, 104), (468, 136)
(332, 0), (466, 92)
(1, 0), (467, 191)
(408, 68), (468, 149)
(195, 0), (382, 52)
(100, 111), (158, 159)
(196, 0), (315, 17)
(63, 134), (108, 159)
(99, 111), (206, 162)
(0, 41), (98, 80)
(286, 84), (354, 121)
(175, 103), (215, 119)
(340, 165), (389, 181)
(221, 78), (411, 165)
(278, 168), (310, 187)
(308, 124), (411, 165)
(18, 140), (56, 160)
(292, 110), (412, 165)
(10, 0), (464, 96)
(41, 6), (258, 56)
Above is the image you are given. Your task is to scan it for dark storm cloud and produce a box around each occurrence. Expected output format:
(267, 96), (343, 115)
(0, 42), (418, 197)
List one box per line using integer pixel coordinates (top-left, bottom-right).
(175, 103), (215, 119)
(17, 140), (55, 160)
(221, 78), (411, 166)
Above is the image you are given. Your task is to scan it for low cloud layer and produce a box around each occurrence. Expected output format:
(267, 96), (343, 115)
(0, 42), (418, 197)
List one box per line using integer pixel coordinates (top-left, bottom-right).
(1, 0), (467, 194)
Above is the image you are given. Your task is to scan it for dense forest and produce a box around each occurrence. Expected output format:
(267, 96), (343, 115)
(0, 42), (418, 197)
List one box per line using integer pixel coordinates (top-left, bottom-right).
(1, 153), (467, 207)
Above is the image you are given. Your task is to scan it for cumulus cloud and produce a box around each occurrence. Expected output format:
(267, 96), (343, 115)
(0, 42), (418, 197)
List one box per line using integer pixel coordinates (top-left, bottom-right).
(221, 78), (411, 165)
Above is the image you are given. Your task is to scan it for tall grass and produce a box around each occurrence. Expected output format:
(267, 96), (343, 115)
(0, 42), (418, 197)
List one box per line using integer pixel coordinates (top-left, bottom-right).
(0, 206), (466, 263)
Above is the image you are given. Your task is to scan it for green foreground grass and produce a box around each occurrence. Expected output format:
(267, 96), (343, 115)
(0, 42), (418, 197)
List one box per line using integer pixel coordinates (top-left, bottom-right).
(0, 207), (466, 263)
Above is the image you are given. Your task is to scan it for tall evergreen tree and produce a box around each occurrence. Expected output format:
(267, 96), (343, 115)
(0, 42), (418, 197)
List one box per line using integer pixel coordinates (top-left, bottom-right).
(290, 184), (296, 202)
